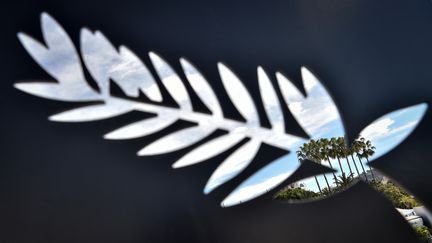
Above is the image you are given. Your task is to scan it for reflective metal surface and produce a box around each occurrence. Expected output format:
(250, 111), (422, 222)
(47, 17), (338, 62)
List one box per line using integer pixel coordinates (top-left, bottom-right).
(15, 13), (428, 208)
(223, 68), (345, 206)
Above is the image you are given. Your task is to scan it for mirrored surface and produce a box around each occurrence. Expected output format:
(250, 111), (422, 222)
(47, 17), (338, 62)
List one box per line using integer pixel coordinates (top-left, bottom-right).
(274, 103), (427, 202)
(15, 13), (429, 210)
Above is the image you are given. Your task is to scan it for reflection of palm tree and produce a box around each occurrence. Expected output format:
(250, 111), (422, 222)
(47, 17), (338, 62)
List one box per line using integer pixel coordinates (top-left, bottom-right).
(358, 138), (377, 181)
(309, 140), (333, 191)
(317, 139), (338, 186)
(329, 137), (344, 175)
(348, 150), (361, 178)
(338, 137), (360, 177)
(333, 172), (354, 190)
(336, 137), (354, 177)
(296, 136), (378, 192)
(297, 149), (322, 193)
(351, 139), (368, 181)
(298, 142), (331, 191)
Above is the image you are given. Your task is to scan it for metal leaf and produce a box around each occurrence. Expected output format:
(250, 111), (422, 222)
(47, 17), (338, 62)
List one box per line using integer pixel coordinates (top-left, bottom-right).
(17, 13), (98, 101)
(277, 67), (344, 139)
(358, 103), (428, 161)
(104, 114), (177, 140)
(137, 124), (216, 156)
(221, 151), (299, 207)
(49, 100), (133, 122)
(18, 13), (429, 208)
(80, 29), (162, 101)
(258, 67), (284, 133)
(204, 139), (261, 194)
(180, 58), (223, 117)
(220, 68), (347, 206)
(172, 133), (245, 168)
(118, 46), (162, 101)
(218, 63), (259, 125)
(80, 29), (114, 96)
(14, 82), (98, 102)
(149, 52), (192, 110)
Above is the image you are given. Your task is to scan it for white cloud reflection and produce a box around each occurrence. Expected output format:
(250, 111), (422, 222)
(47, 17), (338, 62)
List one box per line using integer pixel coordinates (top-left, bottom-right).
(223, 81), (427, 205)
(287, 103), (427, 194)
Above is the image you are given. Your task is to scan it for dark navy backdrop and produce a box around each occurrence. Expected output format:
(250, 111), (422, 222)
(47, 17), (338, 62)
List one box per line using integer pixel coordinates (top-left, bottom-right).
(0, 0), (431, 242)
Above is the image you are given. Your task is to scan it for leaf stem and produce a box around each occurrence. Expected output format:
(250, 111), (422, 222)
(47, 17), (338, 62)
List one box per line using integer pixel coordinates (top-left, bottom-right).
(110, 97), (307, 150)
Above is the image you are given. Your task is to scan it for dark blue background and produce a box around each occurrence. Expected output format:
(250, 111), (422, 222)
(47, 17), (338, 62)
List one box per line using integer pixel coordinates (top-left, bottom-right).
(0, 0), (431, 242)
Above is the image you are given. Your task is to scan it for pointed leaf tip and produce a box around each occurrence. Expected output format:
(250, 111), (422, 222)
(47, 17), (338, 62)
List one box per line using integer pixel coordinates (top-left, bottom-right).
(41, 12), (53, 24)
(181, 58), (222, 117)
(358, 102), (428, 162)
(149, 51), (192, 110)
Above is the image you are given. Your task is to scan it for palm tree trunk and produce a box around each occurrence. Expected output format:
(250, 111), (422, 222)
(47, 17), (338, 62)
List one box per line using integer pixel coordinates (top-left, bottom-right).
(326, 158), (338, 186)
(314, 176), (322, 193)
(322, 174), (332, 192)
(344, 156), (353, 177)
(357, 156), (369, 182)
(350, 154), (361, 178)
(365, 157), (376, 181)
(336, 157), (344, 174)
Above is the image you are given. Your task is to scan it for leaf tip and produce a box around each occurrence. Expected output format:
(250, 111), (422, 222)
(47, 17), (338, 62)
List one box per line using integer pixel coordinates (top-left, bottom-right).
(148, 51), (165, 68)
(137, 146), (158, 156)
(217, 62), (227, 72)
(136, 149), (148, 156)
(179, 57), (191, 72)
(79, 28), (95, 46)
(300, 66), (311, 75)
(40, 12), (53, 24)
(13, 82), (51, 97)
(40, 12), (61, 35)
(171, 163), (180, 169)
(406, 102), (428, 121)
(103, 132), (118, 140)
(13, 82), (26, 91)
(172, 159), (188, 169)
(257, 66), (267, 80)
(275, 71), (287, 82)
(48, 114), (61, 122)
(16, 32), (26, 41)
(148, 51), (158, 60)
(179, 57), (187, 64)
(203, 180), (219, 194)
(416, 102), (429, 112)
(203, 186), (212, 195)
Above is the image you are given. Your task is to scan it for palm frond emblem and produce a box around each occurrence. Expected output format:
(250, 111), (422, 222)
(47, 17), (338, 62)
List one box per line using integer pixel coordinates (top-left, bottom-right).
(15, 13), (428, 207)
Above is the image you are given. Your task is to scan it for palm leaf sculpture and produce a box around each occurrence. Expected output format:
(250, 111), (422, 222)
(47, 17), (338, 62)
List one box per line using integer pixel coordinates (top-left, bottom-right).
(15, 13), (428, 207)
